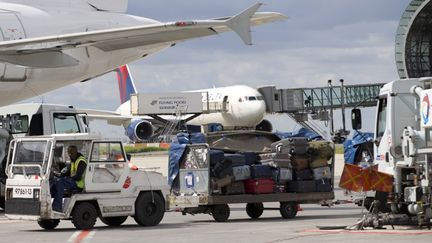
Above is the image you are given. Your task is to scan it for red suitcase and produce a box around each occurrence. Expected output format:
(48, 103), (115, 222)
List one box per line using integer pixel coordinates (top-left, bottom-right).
(244, 178), (275, 194)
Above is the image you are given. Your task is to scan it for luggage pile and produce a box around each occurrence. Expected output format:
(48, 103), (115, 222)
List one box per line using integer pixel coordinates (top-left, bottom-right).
(209, 138), (334, 195)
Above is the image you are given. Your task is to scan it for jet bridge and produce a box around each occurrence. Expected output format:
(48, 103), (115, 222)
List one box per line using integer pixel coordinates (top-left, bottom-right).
(258, 80), (385, 141)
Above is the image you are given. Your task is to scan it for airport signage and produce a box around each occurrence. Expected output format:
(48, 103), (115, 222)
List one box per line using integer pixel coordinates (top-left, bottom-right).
(131, 92), (203, 115)
(421, 90), (432, 128)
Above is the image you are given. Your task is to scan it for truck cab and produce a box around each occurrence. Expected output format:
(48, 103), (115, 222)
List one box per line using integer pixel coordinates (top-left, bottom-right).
(5, 134), (168, 230)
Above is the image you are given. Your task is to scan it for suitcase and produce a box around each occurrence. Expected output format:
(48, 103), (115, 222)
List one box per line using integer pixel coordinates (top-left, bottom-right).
(272, 168), (293, 183)
(287, 180), (316, 192)
(244, 178), (275, 194)
(312, 166), (332, 180)
(237, 152), (258, 165)
(209, 150), (225, 166)
(259, 153), (292, 168)
(212, 159), (233, 179)
(232, 165), (251, 181)
(291, 155), (309, 170)
(224, 154), (246, 167)
(310, 158), (329, 168)
(259, 153), (290, 161)
(271, 138), (309, 155)
(250, 164), (274, 179)
(223, 181), (245, 195)
(211, 175), (234, 189)
(309, 141), (334, 160)
(294, 169), (314, 181)
(315, 179), (332, 192)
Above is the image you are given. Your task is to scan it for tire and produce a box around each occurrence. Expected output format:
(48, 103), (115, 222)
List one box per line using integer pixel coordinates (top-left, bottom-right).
(37, 219), (60, 230)
(134, 192), (165, 226)
(211, 204), (230, 222)
(246, 203), (264, 219)
(279, 202), (298, 219)
(100, 216), (128, 226)
(71, 202), (98, 230)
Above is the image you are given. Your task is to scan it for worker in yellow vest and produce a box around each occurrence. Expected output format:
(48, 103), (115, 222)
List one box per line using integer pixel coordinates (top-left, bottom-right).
(51, 145), (87, 212)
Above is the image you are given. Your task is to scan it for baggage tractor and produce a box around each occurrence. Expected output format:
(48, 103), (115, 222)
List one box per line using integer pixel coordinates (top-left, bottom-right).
(272, 168), (293, 184)
(287, 180), (316, 192)
(209, 150), (225, 166)
(315, 178), (332, 192)
(291, 155), (309, 170)
(223, 181), (245, 195)
(309, 141), (333, 160)
(294, 169), (314, 181)
(224, 154), (246, 167)
(244, 178), (275, 194)
(271, 137), (309, 155)
(310, 158), (328, 168)
(232, 165), (251, 181)
(312, 166), (331, 180)
(212, 159), (233, 179)
(259, 153), (292, 168)
(237, 152), (258, 165)
(250, 164), (274, 179)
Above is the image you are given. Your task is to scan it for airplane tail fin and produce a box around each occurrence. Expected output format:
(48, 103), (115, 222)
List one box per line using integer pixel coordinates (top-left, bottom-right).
(116, 65), (137, 105)
(226, 3), (263, 45)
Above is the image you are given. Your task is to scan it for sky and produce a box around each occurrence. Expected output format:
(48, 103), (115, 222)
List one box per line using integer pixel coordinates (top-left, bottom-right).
(25, 0), (413, 137)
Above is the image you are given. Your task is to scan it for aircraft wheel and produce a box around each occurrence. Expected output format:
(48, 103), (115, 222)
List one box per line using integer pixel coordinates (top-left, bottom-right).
(246, 203), (264, 219)
(134, 192), (165, 226)
(71, 202), (98, 230)
(279, 202), (298, 219)
(100, 216), (128, 226)
(211, 204), (230, 222)
(37, 219), (60, 230)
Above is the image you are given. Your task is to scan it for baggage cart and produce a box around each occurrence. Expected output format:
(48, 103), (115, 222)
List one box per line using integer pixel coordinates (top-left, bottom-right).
(168, 144), (334, 222)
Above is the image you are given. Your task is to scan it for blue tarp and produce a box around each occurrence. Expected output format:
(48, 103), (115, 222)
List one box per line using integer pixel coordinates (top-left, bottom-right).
(274, 127), (323, 140)
(168, 132), (206, 186)
(343, 131), (374, 164)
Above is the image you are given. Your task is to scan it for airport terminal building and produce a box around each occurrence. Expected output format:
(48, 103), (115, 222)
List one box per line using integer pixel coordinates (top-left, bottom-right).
(396, 0), (432, 78)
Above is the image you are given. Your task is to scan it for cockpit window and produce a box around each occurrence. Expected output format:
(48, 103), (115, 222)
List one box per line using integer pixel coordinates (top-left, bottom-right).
(257, 96), (264, 101)
(248, 96), (257, 101)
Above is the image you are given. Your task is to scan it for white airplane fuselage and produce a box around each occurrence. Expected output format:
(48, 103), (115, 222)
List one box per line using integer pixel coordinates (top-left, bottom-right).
(0, 2), (167, 106)
(188, 85), (266, 128)
(117, 85), (266, 129)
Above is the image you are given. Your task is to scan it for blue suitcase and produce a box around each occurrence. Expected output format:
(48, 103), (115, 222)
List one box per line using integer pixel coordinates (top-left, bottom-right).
(209, 150), (225, 166)
(250, 164), (274, 179)
(232, 165), (251, 181)
(224, 154), (246, 167)
(316, 179), (332, 192)
(287, 180), (316, 192)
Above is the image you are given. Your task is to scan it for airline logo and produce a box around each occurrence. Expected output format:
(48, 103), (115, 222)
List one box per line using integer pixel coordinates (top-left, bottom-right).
(421, 90), (432, 128)
(116, 65), (137, 104)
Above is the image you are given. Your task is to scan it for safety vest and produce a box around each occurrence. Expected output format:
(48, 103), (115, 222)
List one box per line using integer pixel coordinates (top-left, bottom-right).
(71, 155), (86, 189)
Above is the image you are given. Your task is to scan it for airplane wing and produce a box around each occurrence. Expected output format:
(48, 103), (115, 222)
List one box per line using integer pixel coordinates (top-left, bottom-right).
(77, 108), (134, 127)
(0, 3), (286, 68)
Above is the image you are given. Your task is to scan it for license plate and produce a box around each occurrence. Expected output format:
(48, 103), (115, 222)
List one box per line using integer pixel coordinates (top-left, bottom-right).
(12, 187), (34, 199)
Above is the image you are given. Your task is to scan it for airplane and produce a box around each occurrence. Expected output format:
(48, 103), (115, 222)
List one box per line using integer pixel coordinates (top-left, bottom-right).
(113, 65), (272, 142)
(0, 0), (286, 107)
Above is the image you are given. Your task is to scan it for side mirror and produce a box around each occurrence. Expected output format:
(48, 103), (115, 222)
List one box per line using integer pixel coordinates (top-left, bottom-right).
(351, 108), (362, 130)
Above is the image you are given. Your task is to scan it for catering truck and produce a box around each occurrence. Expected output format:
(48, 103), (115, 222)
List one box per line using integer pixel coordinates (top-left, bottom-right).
(167, 137), (335, 222)
(4, 134), (168, 230)
(349, 77), (432, 227)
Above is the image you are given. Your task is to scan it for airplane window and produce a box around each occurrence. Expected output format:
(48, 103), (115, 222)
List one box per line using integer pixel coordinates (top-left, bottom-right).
(248, 96), (257, 101)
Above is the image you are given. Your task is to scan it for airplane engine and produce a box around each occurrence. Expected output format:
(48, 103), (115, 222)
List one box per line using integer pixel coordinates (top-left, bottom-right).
(255, 119), (273, 132)
(126, 120), (154, 142)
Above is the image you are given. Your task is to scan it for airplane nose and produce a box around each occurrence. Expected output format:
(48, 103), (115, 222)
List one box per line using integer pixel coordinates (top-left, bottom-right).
(240, 100), (266, 125)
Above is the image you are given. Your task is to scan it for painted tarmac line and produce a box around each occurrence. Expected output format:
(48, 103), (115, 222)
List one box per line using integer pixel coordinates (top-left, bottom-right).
(301, 229), (432, 235)
(68, 230), (96, 243)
